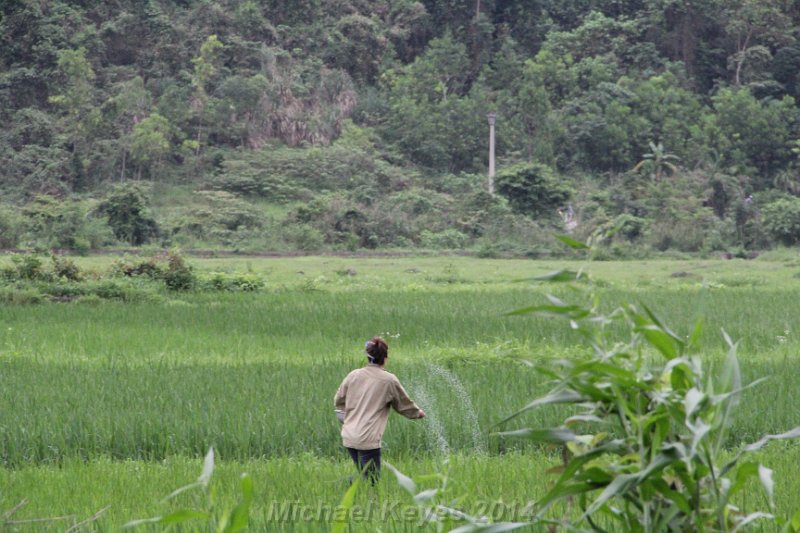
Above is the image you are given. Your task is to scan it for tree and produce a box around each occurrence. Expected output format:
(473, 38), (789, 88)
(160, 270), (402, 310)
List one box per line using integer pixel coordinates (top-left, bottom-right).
(96, 183), (159, 245)
(190, 35), (224, 158)
(723, 0), (793, 87)
(48, 47), (100, 190)
(105, 76), (152, 181)
(710, 87), (798, 183)
(633, 141), (680, 182)
(495, 162), (571, 220)
(129, 113), (171, 180)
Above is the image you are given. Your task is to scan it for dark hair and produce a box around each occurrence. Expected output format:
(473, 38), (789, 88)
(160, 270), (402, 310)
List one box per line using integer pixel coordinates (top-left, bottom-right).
(365, 336), (388, 365)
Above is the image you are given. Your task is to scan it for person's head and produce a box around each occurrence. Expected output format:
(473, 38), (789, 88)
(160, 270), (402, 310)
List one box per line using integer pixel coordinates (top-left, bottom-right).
(365, 336), (388, 366)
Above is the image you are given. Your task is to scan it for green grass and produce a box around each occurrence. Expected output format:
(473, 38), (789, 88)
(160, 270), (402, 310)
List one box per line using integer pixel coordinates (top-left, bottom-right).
(3, 255), (800, 529)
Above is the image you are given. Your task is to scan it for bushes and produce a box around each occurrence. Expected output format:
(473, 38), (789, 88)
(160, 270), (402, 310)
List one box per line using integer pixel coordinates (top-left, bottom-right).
(199, 272), (265, 292)
(96, 183), (159, 245)
(110, 251), (195, 291)
(495, 162), (572, 219)
(0, 251), (266, 304)
(762, 197), (800, 245)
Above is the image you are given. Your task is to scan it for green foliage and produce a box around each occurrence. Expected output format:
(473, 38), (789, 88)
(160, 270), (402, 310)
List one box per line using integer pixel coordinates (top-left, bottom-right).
(96, 183), (159, 245)
(20, 195), (95, 252)
(495, 247), (800, 530)
(163, 250), (195, 291)
(169, 191), (265, 246)
(4, 0), (800, 255)
(199, 271), (265, 292)
(7, 253), (48, 281)
(51, 254), (82, 281)
(711, 88), (799, 182)
(495, 162), (571, 219)
(124, 448), (253, 532)
(419, 229), (468, 250)
(762, 197), (800, 245)
(0, 206), (23, 248)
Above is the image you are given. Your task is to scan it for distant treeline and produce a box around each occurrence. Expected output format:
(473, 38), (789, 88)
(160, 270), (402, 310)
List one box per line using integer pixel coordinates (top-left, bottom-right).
(3, 0), (800, 255)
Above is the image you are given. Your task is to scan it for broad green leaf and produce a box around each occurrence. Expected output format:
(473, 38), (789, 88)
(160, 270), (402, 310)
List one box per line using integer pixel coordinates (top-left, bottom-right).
(722, 426), (800, 475)
(532, 270), (581, 283)
(494, 427), (578, 444)
(572, 361), (638, 386)
(730, 462), (759, 498)
(413, 488), (439, 504)
(158, 509), (210, 525)
(383, 461), (417, 495)
(495, 390), (587, 426)
(687, 317), (703, 350)
(535, 440), (627, 513)
(688, 419), (711, 458)
(637, 325), (678, 360)
(642, 304), (684, 345)
(199, 447), (215, 487)
(123, 516), (165, 528)
(448, 522), (531, 533)
(331, 475), (360, 533)
(535, 482), (599, 517)
(505, 304), (590, 319)
(223, 473), (253, 533)
(744, 427), (800, 453)
(731, 512), (775, 533)
(759, 464), (775, 504)
(577, 467), (612, 485)
(564, 414), (604, 425)
(650, 479), (691, 514)
(792, 509), (800, 530)
(715, 338), (742, 453)
(580, 474), (638, 518)
(684, 388), (704, 418)
(555, 234), (590, 249)
(163, 481), (202, 502)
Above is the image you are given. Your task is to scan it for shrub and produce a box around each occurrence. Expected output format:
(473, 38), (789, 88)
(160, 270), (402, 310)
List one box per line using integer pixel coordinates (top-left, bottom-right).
(0, 286), (44, 304)
(419, 229), (468, 250)
(163, 250), (195, 291)
(96, 183), (159, 245)
(20, 196), (93, 251)
(495, 162), (572, 219)
(762, 197), (800, 245)
(109, 257), (164, 279)
(283, 223), (325, 251)
(0, 206), (22, 248)
(8, 253), (49, 281)
(51, 254), (82, 281)
(169, 191), (265, 245)
(200, 271), (265, 292)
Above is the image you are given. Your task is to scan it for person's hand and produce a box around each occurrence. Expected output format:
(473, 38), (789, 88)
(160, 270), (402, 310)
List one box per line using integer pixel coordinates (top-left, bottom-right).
(418, 409), (426, 418)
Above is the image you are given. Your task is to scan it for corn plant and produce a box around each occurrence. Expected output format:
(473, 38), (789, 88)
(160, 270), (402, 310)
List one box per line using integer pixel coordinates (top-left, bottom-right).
(497, 236), (800, 532)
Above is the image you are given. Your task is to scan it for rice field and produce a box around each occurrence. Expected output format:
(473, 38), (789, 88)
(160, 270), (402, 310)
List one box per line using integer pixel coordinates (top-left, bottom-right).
(3, 254), (800, 530)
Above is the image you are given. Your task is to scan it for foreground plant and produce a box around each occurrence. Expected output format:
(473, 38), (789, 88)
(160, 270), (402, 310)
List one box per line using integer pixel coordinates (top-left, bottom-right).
(497, 236), (800, 532)
(124, 448), (252, 532)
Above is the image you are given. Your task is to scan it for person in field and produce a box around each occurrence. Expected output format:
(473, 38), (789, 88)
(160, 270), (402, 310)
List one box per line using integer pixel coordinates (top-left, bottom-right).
(334, 336), (425, 483)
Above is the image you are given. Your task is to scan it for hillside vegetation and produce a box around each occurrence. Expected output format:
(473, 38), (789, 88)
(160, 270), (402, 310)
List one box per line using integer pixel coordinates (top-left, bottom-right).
(4, 0), (800, 255)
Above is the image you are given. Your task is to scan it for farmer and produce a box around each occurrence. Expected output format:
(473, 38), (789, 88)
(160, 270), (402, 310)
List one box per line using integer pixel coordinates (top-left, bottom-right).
(334, 336), (425, 483)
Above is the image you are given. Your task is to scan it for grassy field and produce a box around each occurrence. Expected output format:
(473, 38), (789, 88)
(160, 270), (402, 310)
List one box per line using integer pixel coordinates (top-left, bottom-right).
(3, 254), (800, 530)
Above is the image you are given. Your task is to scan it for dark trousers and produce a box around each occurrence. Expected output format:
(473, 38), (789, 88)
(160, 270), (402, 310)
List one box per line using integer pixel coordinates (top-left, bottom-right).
(346, 447), (381, 483)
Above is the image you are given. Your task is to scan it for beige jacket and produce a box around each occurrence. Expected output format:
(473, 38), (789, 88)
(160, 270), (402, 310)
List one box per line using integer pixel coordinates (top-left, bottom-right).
(334, 364), (422, 450)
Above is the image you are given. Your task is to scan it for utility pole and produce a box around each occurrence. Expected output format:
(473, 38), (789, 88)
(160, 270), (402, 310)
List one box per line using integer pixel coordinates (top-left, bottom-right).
(487, 111), (496, 195)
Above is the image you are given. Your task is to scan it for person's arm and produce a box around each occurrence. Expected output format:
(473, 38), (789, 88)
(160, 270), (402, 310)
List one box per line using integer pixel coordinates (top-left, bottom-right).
(334, 377), (348, 410)
(390, 379), (424, 419)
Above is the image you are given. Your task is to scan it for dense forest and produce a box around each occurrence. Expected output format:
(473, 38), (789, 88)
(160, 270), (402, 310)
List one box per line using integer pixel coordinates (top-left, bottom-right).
(3, 0), (800, 256)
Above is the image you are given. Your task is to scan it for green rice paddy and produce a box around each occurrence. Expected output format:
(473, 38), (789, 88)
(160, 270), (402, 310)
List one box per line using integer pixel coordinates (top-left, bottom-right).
(3, 255), (800, 530)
